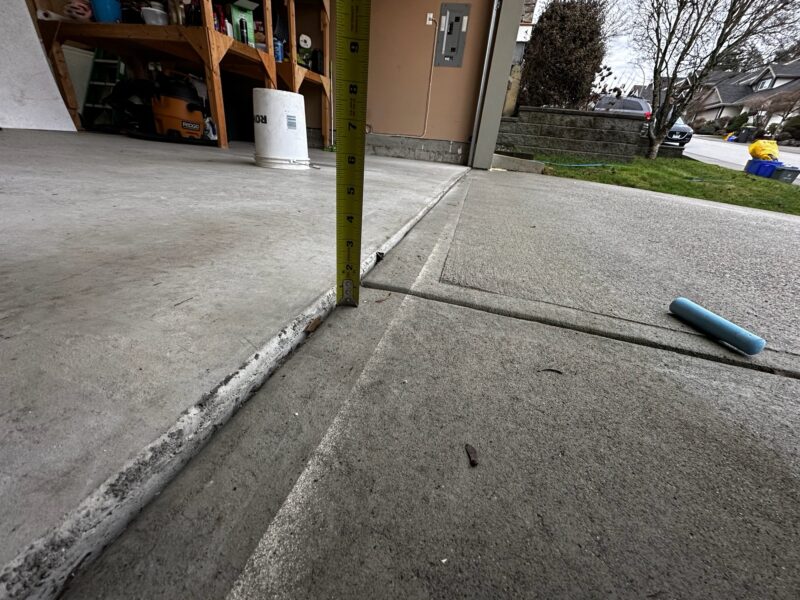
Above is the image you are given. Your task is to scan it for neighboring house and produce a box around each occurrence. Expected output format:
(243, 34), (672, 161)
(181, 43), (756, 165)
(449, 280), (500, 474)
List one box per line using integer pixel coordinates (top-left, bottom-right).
(737, 62), (800, 126)
(688, 59), (800, 126)
(689, 71), (759, 122)
(629, 76), (687, 104)
(629, 84), (649, 100)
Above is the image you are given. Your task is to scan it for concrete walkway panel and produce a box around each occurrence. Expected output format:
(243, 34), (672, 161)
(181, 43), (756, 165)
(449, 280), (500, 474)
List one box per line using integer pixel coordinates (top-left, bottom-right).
(230, 294), (800, 600)
(440, 172), (800, 355)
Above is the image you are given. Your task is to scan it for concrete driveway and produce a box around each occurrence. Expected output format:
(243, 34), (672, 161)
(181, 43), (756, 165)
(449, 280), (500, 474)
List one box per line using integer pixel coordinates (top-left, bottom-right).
(685, 136), (800, 182)
(60, 171), (800, 600)
(0, 129), (466, 588)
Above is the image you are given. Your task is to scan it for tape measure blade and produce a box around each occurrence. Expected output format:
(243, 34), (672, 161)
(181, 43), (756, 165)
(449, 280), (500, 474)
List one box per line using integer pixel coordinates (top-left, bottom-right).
(335, 0), (371, 307)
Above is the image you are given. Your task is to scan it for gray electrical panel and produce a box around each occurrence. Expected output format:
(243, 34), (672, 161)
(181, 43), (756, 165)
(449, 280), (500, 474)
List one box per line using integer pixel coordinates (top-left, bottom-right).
(435, 3), (470, 67)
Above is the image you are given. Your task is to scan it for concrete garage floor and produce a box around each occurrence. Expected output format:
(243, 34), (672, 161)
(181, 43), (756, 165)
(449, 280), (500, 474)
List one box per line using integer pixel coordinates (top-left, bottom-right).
(62, 173), (800, 599)
(0, 130), (466, 569)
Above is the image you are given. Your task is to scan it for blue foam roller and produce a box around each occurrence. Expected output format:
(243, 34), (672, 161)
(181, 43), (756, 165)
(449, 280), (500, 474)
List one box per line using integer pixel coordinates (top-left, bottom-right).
(669, 297), (766, 355)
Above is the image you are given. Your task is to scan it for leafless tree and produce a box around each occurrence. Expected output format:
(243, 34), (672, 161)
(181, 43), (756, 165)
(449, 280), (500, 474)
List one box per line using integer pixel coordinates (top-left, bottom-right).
(746, 88), (800, 128)
(632, 0), (800, 158)
(534, 0), (629, 39)
(770, 89), (800, 124)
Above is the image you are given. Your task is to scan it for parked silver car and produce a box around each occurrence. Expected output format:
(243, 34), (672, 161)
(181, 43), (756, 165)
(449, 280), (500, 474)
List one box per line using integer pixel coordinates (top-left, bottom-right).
(594, 95), (653, 119)
(593, 95), (693, 146)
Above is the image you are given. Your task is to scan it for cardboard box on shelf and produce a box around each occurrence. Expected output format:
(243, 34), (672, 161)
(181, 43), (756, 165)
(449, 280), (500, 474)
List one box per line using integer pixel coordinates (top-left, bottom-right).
(230, 0), (258, 47)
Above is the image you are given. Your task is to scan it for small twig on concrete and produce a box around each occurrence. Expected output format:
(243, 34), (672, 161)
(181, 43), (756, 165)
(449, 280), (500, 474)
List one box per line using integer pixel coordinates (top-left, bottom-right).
(173, 296), (195, 307)
(465, 444), (479, 467)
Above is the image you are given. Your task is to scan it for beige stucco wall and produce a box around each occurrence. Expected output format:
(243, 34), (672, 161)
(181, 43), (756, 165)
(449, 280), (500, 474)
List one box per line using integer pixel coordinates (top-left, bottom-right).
(365, 0), (491, 142)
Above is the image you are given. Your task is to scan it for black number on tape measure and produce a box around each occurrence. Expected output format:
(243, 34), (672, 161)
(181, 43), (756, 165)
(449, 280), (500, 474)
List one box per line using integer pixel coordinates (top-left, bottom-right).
(345, 264), (354, 271)
(347, 155), (356, 165)
(347, 216), (354, 223)
(350, 41), (359, 53)
(346, 240), (354, 248)
(349, 84), (358, 94)
(347, 186), (355, 195)
(348, 121), (357, 131)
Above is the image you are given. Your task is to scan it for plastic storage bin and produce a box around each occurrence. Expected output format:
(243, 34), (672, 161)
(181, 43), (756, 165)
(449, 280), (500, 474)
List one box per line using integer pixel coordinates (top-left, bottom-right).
(744, 159), (783, 178)
(770, 166), (800, 184)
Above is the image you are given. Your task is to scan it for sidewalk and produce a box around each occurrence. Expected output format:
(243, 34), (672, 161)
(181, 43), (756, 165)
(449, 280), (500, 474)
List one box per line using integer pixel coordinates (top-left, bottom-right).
(59, 172), (800, 599)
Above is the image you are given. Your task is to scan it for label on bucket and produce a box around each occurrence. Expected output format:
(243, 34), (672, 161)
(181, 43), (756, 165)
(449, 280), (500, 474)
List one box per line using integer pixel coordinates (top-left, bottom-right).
(254, 114), (268, 124)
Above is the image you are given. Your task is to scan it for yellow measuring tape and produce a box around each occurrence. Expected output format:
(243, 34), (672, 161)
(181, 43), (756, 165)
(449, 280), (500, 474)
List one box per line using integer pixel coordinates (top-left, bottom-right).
(335, 0), (371, 306)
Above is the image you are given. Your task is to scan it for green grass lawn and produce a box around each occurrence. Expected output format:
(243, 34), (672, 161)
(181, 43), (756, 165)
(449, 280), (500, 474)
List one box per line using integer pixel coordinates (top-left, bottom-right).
(536, 155), (800, 216)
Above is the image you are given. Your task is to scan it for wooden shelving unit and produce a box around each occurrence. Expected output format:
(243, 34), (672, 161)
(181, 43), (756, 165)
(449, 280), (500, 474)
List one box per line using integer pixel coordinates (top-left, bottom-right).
(33, 0), (331, 148)
(276, 0), (331, 144)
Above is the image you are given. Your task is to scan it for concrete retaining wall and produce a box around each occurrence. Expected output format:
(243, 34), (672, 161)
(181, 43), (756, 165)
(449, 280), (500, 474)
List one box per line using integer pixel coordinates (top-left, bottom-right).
(365, 134), (469, 165)
(496, 107), (651, 161)
(314, 131), (469, 164)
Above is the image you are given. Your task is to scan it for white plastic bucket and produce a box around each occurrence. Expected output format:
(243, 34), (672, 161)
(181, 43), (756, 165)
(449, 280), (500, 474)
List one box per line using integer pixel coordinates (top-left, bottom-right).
(253, 88), (310, 170)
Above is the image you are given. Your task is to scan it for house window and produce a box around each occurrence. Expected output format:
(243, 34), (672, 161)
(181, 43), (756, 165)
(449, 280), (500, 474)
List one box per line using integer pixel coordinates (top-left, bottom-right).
(756, 78), (773, 90)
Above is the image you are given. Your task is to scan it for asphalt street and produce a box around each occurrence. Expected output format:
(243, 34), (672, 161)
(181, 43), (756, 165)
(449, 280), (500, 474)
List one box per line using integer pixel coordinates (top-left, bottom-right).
(685, 136), (800, 182)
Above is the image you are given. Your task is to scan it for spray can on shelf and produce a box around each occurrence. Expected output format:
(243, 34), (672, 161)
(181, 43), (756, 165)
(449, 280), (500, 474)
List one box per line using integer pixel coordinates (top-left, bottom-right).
(273, 38), (284, 62)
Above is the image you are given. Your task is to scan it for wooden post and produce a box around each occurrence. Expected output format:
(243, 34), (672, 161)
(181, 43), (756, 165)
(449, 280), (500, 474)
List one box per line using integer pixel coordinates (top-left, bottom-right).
(49, 38), (82, 129)
(264, 0), (275, 64)
(199, 0), (229, 147)
(286, 0), (299, 91)
(259, 1), (276, 91)
(320, 6), (331, 146)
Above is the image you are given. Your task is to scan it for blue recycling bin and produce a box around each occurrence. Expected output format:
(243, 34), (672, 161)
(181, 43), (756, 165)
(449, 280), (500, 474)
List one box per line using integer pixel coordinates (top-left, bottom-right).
(744, 159), (783, 178)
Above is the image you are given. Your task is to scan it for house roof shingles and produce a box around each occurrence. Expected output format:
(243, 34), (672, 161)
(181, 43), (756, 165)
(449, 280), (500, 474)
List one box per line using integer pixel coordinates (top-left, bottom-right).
(771, 62), (800, 78)
(704, 70), (743, 85)
(696, 63), (800, 110)
(715, 82), (753, 104)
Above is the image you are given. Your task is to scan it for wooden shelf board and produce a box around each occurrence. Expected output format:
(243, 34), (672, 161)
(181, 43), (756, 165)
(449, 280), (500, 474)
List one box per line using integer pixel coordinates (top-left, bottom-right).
(42, 22), (274, 68)
(42, 22), (188, 43)
(303, 70), (328, 86)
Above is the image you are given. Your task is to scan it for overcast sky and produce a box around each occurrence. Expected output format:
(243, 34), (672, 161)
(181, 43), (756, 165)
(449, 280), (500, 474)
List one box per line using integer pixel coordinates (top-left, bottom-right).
(605, 35), (648, 90)
(530, 1), (648, 91)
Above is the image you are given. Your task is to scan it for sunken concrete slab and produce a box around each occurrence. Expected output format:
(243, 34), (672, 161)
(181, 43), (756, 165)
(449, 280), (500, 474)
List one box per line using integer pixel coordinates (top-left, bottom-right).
(229, 293), (800, 599)
(0, 129), (466, 569)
